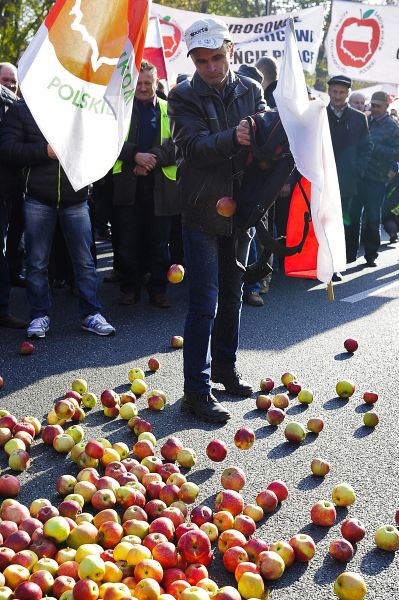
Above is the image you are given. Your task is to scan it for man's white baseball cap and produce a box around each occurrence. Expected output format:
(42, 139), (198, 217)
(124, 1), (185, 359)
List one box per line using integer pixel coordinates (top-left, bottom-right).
(185, 18), (232, 55)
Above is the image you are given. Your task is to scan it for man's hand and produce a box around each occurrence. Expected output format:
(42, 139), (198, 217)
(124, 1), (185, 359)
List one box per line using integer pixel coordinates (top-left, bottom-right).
(235, 120), (251, 146)
(135, 152), (157, 170)
(133, 165), (149, 176)
(47, 145), (57, 160)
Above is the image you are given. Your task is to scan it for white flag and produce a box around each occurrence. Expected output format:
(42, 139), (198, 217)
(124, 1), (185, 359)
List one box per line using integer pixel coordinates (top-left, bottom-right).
(18, 0), (151, 191)
(274, 19), (347, 283)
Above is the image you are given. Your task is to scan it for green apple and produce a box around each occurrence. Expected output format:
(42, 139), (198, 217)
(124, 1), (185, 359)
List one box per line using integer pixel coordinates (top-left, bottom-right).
(297, 389), (313, 404)
(119, 403), (138, 420)
(336, 380), (355, 398)
(128, 368), (145, 383)
(363, 411), (379, 427)
(81, 392), (98, 409)
(332, 483), (356, 507)
(65, 425), (84, 444)
(43, 516), (71, 543)
(374, 524), (399, 551)
(284, 422), (307, 443)
(71, 379), (88, 394)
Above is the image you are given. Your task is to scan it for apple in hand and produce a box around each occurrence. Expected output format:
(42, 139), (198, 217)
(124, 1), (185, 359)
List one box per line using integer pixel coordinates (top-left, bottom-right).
(329, 538), (354, 562)
(333, 572), (367, 600)
(336, 379), (355, 398)
(374, 524), (399, 551)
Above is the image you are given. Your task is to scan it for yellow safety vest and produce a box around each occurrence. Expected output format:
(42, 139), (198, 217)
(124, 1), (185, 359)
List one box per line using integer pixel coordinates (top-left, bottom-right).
(113, 98), (176, 181)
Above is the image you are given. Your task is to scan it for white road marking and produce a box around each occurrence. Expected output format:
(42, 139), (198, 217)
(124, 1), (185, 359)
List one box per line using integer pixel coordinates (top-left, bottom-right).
(341, 280), (399, 303)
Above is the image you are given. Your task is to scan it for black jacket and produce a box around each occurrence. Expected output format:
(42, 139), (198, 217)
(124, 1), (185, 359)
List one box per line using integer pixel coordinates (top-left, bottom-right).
(0, 85), (17, 123)
(113, 98), (179, 216)
(366, 114), (399, 182)
(0, 100), (87, 207)
(168, 71), (265, 236)
(327, 104), (371, 197)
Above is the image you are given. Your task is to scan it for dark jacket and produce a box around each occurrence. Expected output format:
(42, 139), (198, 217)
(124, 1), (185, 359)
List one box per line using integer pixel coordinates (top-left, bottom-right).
(167, 71), (265, 236)
(327, 104), (371, 197)
(0, 100), (87, 207)
(366, 113), (399, 182)
(113, 98), (179, 216)
(0, 85), (17, 123)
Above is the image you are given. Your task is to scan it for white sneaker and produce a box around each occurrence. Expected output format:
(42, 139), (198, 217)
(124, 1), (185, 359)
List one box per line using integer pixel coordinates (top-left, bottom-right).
(27, 316), (50, 338)
(81, 313), (115, 336)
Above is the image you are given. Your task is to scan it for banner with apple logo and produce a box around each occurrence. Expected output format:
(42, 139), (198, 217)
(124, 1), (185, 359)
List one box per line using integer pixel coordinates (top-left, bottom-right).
(151, 3), (324, 83)
(326, 1), (399, 85)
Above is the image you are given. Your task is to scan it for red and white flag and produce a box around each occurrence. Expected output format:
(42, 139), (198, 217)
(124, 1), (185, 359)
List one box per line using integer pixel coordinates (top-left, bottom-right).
(18, 0), (151, 191)
(144, 16), (168, 84)
(274, 19), (346, 283)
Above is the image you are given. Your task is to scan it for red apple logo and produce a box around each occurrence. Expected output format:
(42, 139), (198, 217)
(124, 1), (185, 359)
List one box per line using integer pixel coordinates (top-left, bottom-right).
(336, 10), (380, 68)
(160, 17), (182, 59)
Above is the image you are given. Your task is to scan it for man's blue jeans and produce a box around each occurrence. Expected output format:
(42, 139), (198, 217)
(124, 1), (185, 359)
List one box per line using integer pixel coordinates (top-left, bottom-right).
(24, 198), (101, 319)
(182, 225), (252, 394)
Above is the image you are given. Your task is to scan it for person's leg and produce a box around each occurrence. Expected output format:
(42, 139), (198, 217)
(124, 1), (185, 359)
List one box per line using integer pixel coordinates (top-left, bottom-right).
(243, 229), (262, 306)
(0, 199), (11, 316)
(6, 188), (25, 284)
(346, 192), (364, 263)
(58, 201), (101, 319)
(182, 225), (219, 395)
(24, 198), (57, 320)
(147, 213), (172, 301)
(114, 204), (141, 300)
(363, 180), (386, 265)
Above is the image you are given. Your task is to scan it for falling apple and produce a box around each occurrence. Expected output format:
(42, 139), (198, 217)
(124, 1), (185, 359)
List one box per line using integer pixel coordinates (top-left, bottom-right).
(171, 336), (184, 349)
(167, 264), (185, 284)
(0, 376), (4, 389)
(206, 439), (228, 462)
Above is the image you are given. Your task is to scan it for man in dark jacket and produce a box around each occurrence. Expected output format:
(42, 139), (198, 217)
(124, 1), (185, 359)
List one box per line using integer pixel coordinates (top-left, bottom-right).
(0, 84), (26, 328)
(0, 100), (115, 338)
(347, 91), (399, 266)
(112, 60), (178, 308)
(327, 75), (371, 269)
(168, 18), (266, 423)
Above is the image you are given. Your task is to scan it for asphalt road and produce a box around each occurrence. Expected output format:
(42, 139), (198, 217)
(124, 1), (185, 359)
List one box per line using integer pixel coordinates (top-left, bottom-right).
(1, 236), (399, 599)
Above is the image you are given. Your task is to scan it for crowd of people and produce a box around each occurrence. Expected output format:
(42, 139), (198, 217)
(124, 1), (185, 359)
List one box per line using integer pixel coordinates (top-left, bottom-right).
(1, 16), (399, 422)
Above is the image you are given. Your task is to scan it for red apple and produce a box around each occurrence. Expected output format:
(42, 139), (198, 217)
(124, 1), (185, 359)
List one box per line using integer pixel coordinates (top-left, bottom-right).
(255, 489), (278, 513)
(256, 550), (285, 580)
(310, 500), (337, 526)
(329, 538), (354, 562)
(307, 417), (324, 433)
(206, 440), (228, 462)
(344, 338), (358, 353)
(177, 530), (211, 564)
(223, 546), (248, 573)
(233, 427), (255, 450)
(289, 534), (316, 562)
(286, 380), (302, 395)
(220, 467), (246, 492)
(167, 264), (185, 284)
(171, 336), (184, 349)
(217, 529), (247, 554)
(19, 341), (35, 355)
(255, 394), (272, 411)
(14, 580), (43, 600)
(160, 437), (184, 462)
(214, 490), (244, 516)
(311, 458), (331, 477)
(267, 480), (289, 502)
(340, 517), (366, 543)
(0, 474), (21, 497)
(216, 196), (236, 217)
(190, 506), (213, 528)
(259, 378), (274, 393)
(243, 538), (270, 562)
(148, 357), (160, 372)
(363, 390), (378, 404)
(266, 407), (285, 426)
(233, 514), (256, 537)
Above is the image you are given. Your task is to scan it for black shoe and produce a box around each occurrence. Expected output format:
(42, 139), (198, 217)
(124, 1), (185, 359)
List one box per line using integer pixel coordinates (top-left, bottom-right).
(0, 313), (27, 329)
(389, 235), (398, 244)
(365, 261), (377, 268)
(332, 272), (343, 282)
(10, 275), (26, 288)
(181, 392), (231, 423)
(149, 293), (171, 308)
(103, 270), (122, 283)
(211, 367), (253, 397)
(243, 291), (264, 307)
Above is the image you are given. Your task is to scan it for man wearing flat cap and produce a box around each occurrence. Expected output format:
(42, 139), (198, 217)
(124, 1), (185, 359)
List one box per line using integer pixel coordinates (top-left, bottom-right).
(327, 75), (371, 272)
(167, 17), (265, 423)
(346, 90), (399, 267)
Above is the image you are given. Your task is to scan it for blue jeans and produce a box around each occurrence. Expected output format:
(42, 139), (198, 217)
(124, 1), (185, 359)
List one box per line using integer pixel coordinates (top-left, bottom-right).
(243, 228), (260, 294)
(347, 179), (386, 263)
(24, 198), (101, 319)
(182, 225), (252, 394)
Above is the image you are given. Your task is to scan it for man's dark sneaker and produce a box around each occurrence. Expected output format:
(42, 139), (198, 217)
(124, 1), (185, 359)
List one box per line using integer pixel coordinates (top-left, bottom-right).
(149, 293), (171, 308)
(181, 392), (231, 423)
(389, 235), (398, 244)
(0, 313), (27, 329)
(365, 260), (377, 268)
(119, 292), (138, 305)
(243, 291), (264, 306)
(332, 272), (343, 282)
(211, 367), (253, 397)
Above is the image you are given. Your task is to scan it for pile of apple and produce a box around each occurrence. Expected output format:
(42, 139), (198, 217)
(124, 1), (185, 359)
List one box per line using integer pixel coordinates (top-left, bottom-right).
(0, 357), (398, 600)
(0, 411), (42, 475)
